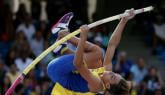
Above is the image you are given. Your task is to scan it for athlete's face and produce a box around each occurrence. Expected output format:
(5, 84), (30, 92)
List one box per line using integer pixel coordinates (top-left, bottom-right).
(101, 71), (122, 89)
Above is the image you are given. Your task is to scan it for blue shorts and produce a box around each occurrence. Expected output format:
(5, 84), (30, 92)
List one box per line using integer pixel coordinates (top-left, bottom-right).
(47, 54), (89, 92)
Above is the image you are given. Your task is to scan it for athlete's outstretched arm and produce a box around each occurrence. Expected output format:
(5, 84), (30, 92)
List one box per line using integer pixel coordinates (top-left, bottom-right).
(74, 25), (103, 92)
(103, 9), (135, 71)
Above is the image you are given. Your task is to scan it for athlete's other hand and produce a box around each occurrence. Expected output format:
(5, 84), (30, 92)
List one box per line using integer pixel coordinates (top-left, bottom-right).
(80, 25), (89, 40)
(80, 25), (89, 33)
(122, 8), (135, 21)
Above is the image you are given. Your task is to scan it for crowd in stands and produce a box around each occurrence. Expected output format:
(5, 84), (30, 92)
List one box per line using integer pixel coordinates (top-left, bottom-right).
(134, 0), (165, 63)
(0, 0), (164, 95)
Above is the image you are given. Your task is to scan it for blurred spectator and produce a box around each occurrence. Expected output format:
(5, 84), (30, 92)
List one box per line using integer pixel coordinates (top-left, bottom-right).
(14, 43), (33, 72)
(130, 57), (147, 85)
(34, 64), (45, 80)
(142, 67), (164, 95)
(23, 77), (35, 95)
(14, 84), (24, 95)
(33, 85), (42, 95)
(153, 14), (165, 42)
(0, 58), (6, 94)
(102, 27), (111, 49)
(0, 4), (13, 41)
(91, 25), (110, 49)
(6, 49), (17, 66)
(0, 4), (9, 41)
(30, 0), (41, 21)
(40, 1), (48, 22)
(14, 3), (28, 29)
(38, 21), (48, 39)
(30, 31), (44, 57)
(130, 57), (148, 95)
(11, 32), (30, 57)
(114, 51), (134, 77)
(152, 14), (165, 54)
(93, 34), (105, 57)
(154, 89), (162, 95)
(6, 64), (20, 83)
(3, 4), (14, 41)
(23, 69), (40, 95)
(41, 78), (52, 95)
(94, 33), (103, 45)
(16, 13), (36, 42)
(2, 76), (11, 94)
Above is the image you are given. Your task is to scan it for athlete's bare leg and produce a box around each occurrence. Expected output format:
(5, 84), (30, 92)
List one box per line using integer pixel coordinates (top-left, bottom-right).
(56, 29), (103, 69)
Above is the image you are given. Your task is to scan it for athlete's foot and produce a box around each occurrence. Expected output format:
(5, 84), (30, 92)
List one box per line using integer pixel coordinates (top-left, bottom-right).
(51, 12), (73, 34)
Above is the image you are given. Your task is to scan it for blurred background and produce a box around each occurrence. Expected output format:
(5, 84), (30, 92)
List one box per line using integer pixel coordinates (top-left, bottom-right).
(0, 0), (165, 95)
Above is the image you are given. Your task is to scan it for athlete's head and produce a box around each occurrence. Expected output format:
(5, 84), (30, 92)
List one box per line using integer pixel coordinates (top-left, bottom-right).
(101, 71), (130, 95)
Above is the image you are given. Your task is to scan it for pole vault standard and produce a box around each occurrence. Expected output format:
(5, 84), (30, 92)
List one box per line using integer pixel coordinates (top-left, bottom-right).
(5, 6), (153, 95)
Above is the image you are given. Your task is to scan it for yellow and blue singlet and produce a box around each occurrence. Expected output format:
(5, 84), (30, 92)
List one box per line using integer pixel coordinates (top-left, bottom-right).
(47, 54), (105, 95)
